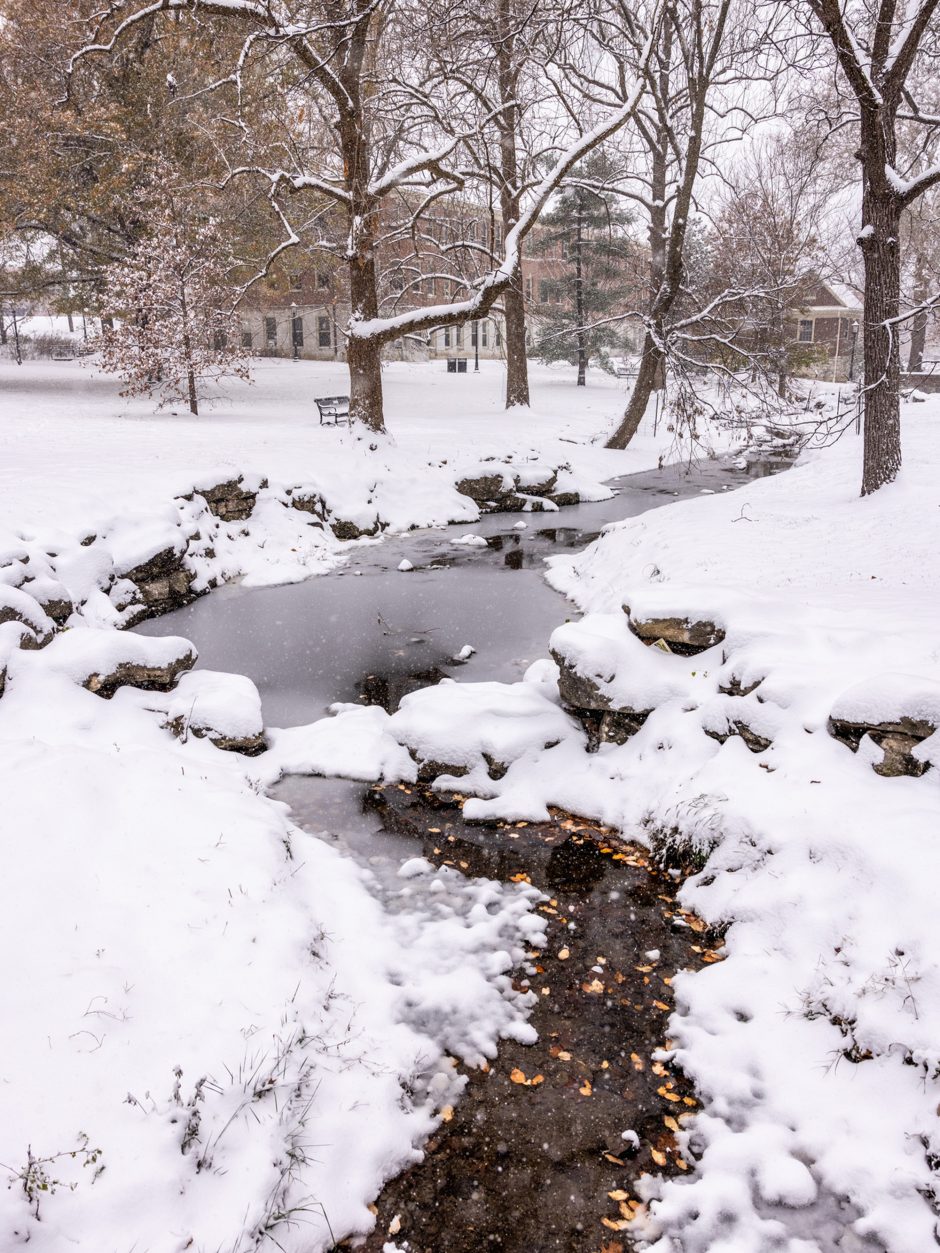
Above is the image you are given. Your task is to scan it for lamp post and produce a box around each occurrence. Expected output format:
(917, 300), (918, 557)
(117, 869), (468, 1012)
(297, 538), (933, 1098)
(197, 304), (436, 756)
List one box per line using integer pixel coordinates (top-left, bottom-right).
(848, 318), (859, 381)
(290, 302), (299, 361)
(473, 319), (480, 372)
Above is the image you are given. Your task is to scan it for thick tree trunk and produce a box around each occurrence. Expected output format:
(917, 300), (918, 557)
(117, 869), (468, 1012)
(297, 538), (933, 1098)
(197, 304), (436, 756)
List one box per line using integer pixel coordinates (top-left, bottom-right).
(347, 332), (385, 432)
(859, 105), (902, 496)
(860, 194), (902, 494)
(341, 100), (387, 434)
(497, 0), (529, 409)
(503, 279), (530, 406)
(0, 316), (6, 346)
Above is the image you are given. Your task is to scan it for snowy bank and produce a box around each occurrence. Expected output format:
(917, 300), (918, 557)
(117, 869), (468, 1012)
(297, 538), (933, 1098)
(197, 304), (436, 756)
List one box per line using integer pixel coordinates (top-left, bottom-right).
(281, 399), (940, 1252)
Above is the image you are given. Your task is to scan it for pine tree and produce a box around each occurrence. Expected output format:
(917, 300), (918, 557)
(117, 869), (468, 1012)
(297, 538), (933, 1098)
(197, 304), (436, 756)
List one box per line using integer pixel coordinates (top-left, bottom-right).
(98, 187), (249, 415)
(532, 163), (639, 386)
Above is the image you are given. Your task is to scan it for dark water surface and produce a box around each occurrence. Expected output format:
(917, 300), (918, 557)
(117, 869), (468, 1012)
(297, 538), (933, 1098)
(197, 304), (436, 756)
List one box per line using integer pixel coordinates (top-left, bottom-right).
(141, 455), (788, 728)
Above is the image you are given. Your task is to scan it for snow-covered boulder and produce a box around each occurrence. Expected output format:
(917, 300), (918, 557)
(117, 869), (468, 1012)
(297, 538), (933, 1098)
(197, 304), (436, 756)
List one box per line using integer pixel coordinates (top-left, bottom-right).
(550, 614), (699, 745)
(829, 673), (940, 776)
(160, 670), (265, 755)
(10, 628), (197, 698)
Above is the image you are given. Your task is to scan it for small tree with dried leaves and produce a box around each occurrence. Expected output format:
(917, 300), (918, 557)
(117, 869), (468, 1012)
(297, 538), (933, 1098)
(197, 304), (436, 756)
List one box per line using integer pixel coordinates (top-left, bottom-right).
(98, 200), (249, 415)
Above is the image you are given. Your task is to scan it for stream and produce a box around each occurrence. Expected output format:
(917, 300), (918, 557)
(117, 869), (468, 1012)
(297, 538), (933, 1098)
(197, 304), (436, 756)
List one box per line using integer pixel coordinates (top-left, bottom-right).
(140, 451), (790, 1252)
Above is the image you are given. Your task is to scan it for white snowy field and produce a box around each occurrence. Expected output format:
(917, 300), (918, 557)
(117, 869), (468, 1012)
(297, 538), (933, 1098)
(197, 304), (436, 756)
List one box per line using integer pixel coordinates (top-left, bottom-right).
(315, 395), (940, 1252)
(0, 355), (684, 540)
(0, 355), (753, 1252)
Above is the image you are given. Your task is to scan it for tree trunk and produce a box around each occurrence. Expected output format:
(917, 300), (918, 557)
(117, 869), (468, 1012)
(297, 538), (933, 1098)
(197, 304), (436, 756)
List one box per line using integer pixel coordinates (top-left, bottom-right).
(340, 98), (387, 434)
(496, 0), (529, 409)
(608, 333), (663, 448)
(575, 189), (586, 386)
(907, 308), (927, 373)
(187, 365), (198, 416)
(347, 331), (385, 431)
(907, 257), (928, 373)
(180, 281), (198, 415)
(0, 315), (6, 346)
(859, 106), (902, 497)
(503, 278), (530, 406)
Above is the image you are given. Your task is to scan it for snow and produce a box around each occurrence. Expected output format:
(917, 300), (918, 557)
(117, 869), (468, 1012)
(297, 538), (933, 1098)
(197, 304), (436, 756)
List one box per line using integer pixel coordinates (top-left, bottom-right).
(3, 355), (736, 1250)
(256, 392), (940, 1251)
(6, 356), (927, 1249)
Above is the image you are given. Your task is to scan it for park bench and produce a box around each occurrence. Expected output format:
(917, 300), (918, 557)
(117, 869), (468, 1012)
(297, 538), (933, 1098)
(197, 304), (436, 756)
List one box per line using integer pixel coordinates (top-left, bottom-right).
(614, 362), (638, 379)
(315, 395), (351, 424)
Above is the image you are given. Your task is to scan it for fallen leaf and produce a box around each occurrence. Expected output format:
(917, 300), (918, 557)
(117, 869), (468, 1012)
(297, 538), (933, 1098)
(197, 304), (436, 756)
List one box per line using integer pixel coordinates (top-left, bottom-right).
(583, 978), (605, 994)
(510, 1067), (528, 1084)
(608, 1189), (630, 1201)
(440, 1105), (454, 1122)
(601, 1218), (631, 1231)
(650, 1148), (668, 1166)
(653, 1000), (671, 1012)
(388, 1214), (402, 1235)
(664, 1116), (680, 1132)
(579, 1079), (593, 1096)
(651, 1061), (668, 1077)
(603, 1152), (626, 1165)
(558, 947), (570, 960)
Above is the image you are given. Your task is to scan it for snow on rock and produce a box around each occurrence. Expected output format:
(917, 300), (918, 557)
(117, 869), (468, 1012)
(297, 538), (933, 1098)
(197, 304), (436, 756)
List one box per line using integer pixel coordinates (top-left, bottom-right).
(8, 626), (197, 696)
(259, 703), (418, 786)
(397, 558), (415, 572)
(124, 668), (267, 755)
(452, 533), (489, 547)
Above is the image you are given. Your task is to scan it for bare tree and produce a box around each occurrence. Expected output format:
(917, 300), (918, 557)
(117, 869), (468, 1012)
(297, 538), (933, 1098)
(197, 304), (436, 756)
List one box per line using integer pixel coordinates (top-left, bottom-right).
(805, 0), (940, 494)
(71, 0), (657, 437)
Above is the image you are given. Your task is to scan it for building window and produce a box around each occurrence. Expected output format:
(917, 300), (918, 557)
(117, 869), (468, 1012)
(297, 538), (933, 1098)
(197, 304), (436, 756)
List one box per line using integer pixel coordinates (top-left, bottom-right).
(317, 271), (330, 289)
(798, 319), (814, 343)
(265, 316), (277, 346)
(455, 324), (463, 348)
(525, 276), (533, 301)
(539, 279), (549, 304)
(318, 316), (331, 348)
(241, 329), (253, 349)
(471, 321), (478, 347)
(481, 320), (488, 348)
(444, 327), (451, 348)
(292, 314), (304, 347)
(289, 273), (303, 291)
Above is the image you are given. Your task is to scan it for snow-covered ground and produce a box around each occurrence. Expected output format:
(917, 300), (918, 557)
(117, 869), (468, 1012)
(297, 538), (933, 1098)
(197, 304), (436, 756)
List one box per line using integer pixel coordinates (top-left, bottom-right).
(0, 356), (753, 1251)
(326, 394), (940, 1251)
(8, 354), (931, 1252)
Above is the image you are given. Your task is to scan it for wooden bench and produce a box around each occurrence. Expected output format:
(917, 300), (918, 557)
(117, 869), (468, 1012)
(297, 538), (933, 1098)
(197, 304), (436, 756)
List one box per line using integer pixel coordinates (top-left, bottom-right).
(315, 395), (350, 424)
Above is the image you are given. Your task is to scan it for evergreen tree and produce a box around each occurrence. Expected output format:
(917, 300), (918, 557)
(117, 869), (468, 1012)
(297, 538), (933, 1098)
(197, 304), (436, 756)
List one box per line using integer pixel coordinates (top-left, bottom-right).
(532, 162), (639, 385)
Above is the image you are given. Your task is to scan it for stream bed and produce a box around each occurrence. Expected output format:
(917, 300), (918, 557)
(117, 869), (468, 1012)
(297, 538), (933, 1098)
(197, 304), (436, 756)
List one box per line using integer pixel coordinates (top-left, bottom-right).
(141, 452), (789, 1251)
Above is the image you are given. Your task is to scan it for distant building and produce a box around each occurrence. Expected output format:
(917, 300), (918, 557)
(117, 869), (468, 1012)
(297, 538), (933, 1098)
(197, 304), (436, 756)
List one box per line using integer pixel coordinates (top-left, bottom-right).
(788, 281), (863, 381)
(237, 202), (644, 364)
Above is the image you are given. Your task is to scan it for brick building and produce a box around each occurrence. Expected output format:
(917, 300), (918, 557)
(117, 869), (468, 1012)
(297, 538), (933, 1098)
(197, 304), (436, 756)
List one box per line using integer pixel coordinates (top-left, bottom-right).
(787, 281), (863, 381)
